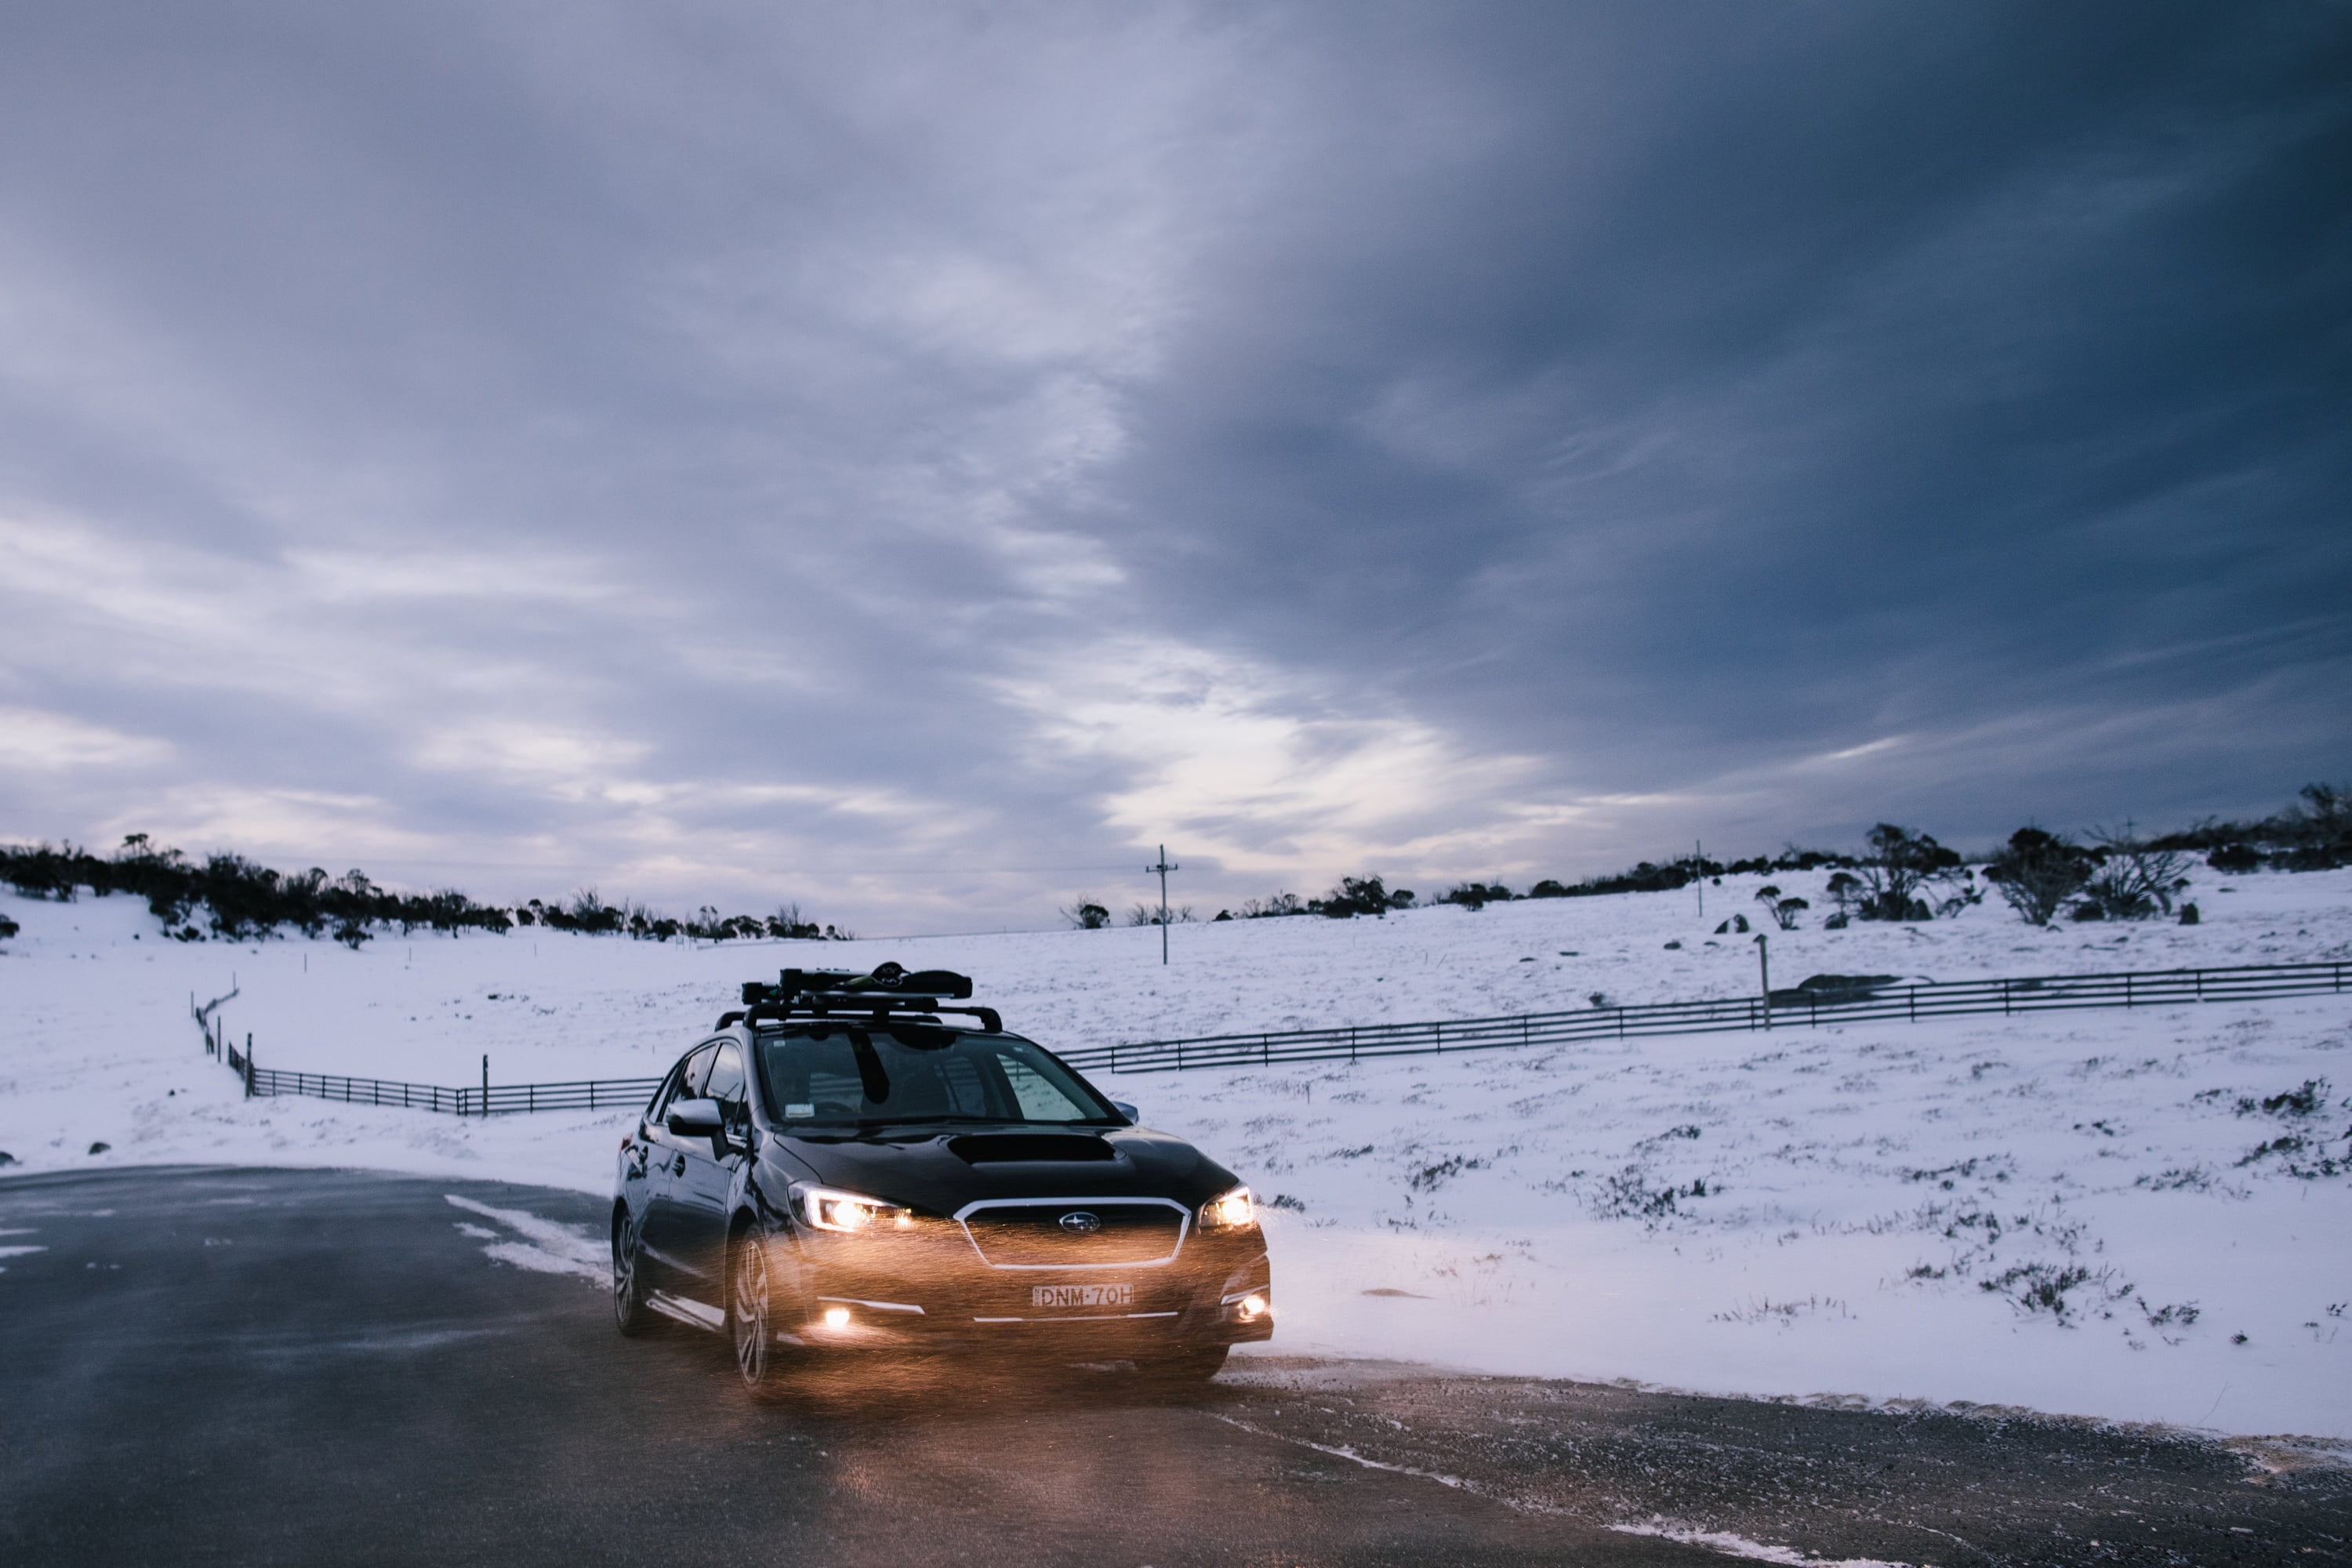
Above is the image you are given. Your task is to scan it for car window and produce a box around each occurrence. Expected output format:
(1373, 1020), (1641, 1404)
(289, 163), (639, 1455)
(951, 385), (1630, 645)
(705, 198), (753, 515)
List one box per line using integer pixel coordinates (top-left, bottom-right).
(648, 1052), (696, 1120)
(754, 1028), (1116, 1127)
(677, 1044), (718, 1103)
(1000, 1057), (1095, 1121)
(704, 1042), (747, 1127)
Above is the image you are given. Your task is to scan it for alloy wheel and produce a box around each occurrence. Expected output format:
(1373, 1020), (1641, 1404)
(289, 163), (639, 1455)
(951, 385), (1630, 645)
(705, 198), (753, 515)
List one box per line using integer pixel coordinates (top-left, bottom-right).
(731, 1233), (787, 1398)
(612, 1212), (654, 1336)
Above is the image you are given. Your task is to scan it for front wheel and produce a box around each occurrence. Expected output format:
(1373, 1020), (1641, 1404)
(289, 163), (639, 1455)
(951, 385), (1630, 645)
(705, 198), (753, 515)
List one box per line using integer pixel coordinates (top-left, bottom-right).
(612, 1208), (655, 1337)
(730, 1232), (796, 1402)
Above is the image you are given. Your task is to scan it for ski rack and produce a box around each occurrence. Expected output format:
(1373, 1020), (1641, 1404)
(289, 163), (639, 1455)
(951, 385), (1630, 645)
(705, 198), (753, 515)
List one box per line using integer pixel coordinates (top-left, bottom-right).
(716, 964), (1001, 1033)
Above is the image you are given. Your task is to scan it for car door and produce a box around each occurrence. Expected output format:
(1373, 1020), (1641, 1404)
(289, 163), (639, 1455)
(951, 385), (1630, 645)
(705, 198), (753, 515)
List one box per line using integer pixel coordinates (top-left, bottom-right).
(663, 1040), (750, 1301)
(617, 1062), (681, 1263)
(640, 1042), (717, 1283)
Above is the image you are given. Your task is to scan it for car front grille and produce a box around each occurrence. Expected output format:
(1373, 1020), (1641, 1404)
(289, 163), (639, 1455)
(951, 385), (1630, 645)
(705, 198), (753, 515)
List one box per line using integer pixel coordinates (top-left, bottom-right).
(957, 1200), (1187, 1268)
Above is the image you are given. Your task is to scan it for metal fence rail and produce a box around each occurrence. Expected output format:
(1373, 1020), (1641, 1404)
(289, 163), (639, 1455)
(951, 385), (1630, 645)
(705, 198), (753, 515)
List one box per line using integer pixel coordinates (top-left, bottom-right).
(191, 987), (664, 1115)
(241, 1068), (665, 1116)
(193, 959), (2347, 1107)
(1054, 960), (2350, 1076)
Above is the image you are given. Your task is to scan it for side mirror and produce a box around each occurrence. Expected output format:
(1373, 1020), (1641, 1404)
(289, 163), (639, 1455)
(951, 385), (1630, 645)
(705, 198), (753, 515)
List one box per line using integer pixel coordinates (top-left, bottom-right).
(666, 1098), (724, 1137)
(1112, 1101), (1140, 1126)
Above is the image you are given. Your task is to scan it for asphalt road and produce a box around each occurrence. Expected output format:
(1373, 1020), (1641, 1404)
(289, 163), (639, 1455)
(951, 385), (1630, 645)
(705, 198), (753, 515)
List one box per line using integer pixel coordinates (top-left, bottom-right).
(1, 1168), (2343, 1568)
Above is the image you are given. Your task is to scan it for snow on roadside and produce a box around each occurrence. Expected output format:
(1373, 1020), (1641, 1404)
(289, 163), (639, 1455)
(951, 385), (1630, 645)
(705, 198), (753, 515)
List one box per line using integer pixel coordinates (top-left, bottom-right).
(2, 865), (2347, 1436)
(444, 1192), (607, 1281)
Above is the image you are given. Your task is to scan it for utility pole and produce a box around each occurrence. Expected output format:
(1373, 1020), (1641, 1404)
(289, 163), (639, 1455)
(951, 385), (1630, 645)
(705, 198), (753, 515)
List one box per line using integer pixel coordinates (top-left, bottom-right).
(1146, 844), (1178, 965)
(1696, 840), (1704, 922)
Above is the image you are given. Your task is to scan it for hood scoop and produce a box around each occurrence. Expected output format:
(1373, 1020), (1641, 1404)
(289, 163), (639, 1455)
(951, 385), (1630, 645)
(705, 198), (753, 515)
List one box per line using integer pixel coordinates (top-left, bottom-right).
(949, 1134), (1116, 1164)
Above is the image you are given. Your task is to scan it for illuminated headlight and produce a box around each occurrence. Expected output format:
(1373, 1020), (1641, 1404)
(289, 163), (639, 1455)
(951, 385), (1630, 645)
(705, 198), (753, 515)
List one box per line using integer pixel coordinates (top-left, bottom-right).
(795, 1185), (911, 1233)
(1199, 1185), (1255, 1231)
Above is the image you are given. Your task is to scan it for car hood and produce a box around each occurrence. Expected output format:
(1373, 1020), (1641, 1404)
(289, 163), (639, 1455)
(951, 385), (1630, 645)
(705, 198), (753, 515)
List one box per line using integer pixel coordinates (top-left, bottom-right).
(768, 1124), (1229, 1214)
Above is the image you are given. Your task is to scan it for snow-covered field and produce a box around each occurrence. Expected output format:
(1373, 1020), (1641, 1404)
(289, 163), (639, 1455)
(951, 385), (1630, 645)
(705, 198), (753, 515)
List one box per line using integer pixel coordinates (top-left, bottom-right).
(4, 865), (2349, 1440)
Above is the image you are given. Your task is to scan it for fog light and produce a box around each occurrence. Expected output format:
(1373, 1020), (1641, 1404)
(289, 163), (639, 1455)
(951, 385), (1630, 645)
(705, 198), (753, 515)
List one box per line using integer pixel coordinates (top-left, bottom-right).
(1239, 1294), (1268, 1320)
(822, 1306), (851, 1329)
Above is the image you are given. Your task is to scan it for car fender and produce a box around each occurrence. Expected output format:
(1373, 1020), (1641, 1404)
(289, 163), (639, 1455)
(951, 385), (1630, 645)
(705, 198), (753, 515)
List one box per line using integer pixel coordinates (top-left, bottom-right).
(732, 1175), (815, 1321)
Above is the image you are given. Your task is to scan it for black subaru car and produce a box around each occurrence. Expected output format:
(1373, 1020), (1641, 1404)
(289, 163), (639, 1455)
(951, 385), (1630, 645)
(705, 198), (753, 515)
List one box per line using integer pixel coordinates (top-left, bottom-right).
(612, 965), (1272, 1396)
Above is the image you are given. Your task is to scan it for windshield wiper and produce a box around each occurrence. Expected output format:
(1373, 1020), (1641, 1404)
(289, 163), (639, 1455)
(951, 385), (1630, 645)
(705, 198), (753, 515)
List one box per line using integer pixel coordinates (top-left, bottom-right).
(845, 1114), (1005, 1127)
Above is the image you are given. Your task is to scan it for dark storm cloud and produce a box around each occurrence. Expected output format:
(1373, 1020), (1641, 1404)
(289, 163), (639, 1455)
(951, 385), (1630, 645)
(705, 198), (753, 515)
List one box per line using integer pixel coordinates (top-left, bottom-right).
(1093, 3), (2350, 828)
(1120, 3), (2352, 844)
(0, 2), (2344, 928)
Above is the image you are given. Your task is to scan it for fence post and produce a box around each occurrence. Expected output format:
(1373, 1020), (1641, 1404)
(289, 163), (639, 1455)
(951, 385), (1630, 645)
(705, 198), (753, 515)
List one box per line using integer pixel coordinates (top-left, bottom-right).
(244, 1034), (255, 1098)
(481, 1054), (490, 1118)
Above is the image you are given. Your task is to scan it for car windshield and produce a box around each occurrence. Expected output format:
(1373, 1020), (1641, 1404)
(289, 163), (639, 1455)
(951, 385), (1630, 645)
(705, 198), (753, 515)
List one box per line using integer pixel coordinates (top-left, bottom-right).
(753, 1025), (1119, 1127)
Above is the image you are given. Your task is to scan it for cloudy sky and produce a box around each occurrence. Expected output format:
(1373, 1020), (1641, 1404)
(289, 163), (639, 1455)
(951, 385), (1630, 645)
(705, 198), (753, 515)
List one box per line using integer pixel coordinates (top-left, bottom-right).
(2, 2), (2345, 932)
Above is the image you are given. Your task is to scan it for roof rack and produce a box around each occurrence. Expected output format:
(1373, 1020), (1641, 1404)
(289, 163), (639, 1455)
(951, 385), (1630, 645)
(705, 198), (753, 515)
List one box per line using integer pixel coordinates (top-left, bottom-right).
(715, 962), (1000, 1033)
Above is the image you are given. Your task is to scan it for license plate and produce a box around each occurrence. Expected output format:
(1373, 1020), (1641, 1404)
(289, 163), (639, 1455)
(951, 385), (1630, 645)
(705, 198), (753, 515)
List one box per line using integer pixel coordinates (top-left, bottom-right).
(1032, 1283), (1133, 1308)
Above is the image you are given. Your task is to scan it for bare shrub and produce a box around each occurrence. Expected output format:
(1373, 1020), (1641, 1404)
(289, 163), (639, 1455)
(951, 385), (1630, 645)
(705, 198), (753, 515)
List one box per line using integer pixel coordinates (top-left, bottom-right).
(1978, 1261), (2132, 1324)
(1441, 881), (1513, 910)
(1984, 827), (2097, 926)
(1240, 892), (1304, 918)
(2078, 826), (2190, 920)
(1848, 824), (1968, 921)
(1312, 875), (1411, 917)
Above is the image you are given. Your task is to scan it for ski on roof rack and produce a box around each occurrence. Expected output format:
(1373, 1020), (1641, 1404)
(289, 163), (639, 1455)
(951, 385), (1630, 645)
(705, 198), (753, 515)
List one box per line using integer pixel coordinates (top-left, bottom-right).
(717, 962), (997, 1032)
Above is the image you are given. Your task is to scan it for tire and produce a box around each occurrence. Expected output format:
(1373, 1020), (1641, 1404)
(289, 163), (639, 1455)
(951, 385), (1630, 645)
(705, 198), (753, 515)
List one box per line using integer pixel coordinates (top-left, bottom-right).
(1141, 1344), (1229, 1383)
(612, 1207), (655, 1338)
(729, 1231), (795, 1402)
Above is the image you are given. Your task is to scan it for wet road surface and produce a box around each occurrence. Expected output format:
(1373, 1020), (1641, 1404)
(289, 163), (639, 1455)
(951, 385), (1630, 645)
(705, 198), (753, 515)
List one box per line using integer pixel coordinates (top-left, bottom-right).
(1, 1167), (2343, 1566)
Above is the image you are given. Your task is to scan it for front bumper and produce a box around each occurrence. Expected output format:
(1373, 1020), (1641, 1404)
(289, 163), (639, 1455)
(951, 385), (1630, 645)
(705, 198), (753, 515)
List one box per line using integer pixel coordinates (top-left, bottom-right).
(768, 1218), (1273, 1354)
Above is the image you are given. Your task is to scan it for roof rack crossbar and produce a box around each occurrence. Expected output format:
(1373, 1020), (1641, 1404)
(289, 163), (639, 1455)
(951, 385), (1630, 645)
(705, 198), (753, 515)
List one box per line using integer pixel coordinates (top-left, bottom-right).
(724, 962), (995, 1033)
(727, 1000), (1004, 1033)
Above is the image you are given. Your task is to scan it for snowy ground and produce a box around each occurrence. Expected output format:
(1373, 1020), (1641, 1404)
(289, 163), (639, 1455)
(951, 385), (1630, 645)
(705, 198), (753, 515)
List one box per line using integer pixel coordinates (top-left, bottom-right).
(4, 863), (2349, 1440)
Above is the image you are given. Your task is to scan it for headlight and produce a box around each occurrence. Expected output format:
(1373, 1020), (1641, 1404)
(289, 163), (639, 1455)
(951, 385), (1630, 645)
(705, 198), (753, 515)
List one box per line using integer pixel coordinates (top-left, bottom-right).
(1199, 1185), (1255, 1231)
(795, 1185), (911, 1233)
